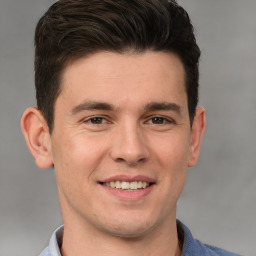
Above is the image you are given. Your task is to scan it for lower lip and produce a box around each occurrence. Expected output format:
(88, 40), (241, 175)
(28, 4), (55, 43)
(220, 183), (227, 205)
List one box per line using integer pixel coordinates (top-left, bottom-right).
(100, 184), (155, 201)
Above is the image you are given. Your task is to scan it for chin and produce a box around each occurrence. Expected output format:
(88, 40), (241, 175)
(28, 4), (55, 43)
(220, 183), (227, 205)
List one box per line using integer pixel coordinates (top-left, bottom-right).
(105, 226), (152, 239)
(99, 216), (157, 238)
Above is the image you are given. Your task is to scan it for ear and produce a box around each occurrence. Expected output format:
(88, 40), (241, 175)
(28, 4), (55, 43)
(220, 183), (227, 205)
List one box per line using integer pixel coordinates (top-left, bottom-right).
(21, 107), (53, 169)
(188, 107), (206, 167)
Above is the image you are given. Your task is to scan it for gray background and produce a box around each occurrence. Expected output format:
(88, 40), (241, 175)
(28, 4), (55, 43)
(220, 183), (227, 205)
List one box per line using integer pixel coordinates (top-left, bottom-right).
(0, 0), (255, 255)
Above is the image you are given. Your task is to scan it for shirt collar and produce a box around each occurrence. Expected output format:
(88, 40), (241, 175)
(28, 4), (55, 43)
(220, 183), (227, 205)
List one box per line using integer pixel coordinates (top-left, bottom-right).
(44, 220), (212, 256)
(47, 225), (63, 256)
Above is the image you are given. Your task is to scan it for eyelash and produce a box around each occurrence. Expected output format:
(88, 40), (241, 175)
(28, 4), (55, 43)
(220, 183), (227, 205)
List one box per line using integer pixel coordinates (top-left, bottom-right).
(83, 116), (175, 126)
(83, 116), (108, 125)
(146, 116), (175, 125)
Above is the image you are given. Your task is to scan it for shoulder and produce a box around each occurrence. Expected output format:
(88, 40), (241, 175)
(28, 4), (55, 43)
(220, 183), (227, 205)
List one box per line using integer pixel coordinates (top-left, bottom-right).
(177, 220), (243, 256)
(193, 239), (242, 256)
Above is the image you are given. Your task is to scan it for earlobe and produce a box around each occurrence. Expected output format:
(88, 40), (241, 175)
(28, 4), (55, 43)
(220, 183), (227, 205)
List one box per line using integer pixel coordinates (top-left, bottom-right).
(188, 107), (206, 167)
(21, 107), (53, 169)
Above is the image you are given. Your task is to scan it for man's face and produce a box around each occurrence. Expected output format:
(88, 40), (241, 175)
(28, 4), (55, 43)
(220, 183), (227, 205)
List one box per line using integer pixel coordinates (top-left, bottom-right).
(48, 51), (201, 237)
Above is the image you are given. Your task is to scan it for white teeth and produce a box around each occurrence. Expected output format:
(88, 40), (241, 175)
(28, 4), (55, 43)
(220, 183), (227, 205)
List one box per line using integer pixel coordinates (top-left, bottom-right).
(110, 181), (115, 188)
(115, 181), (121, 189)
(121, 181), (129, 190)
(130, 181), (137, 190)
(103, 181), (150, 190)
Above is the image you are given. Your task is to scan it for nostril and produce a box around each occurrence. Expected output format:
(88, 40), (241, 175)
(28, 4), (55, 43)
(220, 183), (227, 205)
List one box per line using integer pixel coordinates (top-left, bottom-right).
(114, 156), (147, 165)
(116, 157), (125, 163)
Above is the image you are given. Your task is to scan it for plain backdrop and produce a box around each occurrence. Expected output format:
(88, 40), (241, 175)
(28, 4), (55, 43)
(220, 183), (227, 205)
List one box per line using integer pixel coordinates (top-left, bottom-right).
(0, 1), (255, 255)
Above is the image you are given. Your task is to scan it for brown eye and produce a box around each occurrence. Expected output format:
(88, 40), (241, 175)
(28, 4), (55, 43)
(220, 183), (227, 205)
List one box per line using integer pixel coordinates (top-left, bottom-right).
(145, 116), (175, 125)
(89, 117), (105, 124)
(151, 117), (165, 124)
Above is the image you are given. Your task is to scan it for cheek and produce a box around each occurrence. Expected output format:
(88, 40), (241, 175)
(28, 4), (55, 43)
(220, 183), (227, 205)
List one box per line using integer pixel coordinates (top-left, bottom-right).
(51, 132), (110, 182)
(51, 133), (111, 213)
(149, 132), (191, 169)
(149, 132), (190, 194)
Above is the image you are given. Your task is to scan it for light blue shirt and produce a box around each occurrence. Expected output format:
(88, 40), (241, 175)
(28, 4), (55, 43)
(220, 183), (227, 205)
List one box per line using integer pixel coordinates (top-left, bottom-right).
(40, 220), (242, 256)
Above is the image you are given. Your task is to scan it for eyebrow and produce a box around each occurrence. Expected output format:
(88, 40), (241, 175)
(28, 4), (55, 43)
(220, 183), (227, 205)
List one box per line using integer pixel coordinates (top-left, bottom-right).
(71, 101), (115, 115)
(144, 102), (182, 114)
(71, 100), (182, 115)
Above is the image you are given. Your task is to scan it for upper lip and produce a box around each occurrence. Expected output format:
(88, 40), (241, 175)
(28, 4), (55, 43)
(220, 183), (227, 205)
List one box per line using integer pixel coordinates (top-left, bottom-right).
(99, 175), (156, 183)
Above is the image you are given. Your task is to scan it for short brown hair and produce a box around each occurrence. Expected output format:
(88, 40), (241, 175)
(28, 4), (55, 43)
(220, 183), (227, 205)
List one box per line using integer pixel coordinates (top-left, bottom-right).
(35, 0), (200, 132)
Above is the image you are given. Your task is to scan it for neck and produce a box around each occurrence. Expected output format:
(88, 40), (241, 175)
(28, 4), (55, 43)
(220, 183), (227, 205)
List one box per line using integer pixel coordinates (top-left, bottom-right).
(60, 214), (181, 256)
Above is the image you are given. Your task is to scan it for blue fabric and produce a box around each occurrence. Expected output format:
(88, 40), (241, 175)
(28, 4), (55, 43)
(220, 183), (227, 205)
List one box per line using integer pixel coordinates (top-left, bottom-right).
(40, 226), (63, 256)
(39, 221), (242, 256)
(177, 220), (242, 256)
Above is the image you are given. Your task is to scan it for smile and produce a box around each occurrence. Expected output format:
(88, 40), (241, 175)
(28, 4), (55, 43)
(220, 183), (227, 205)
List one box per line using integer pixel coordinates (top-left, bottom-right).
(102, 181), (151, 190)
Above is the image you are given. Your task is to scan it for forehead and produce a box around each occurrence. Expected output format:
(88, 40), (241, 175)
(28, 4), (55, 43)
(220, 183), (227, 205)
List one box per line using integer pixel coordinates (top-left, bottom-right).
(58, 51), (187, 111)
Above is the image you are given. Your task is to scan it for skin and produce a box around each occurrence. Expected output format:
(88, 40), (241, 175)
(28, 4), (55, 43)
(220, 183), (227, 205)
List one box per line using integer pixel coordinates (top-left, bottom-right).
(21, 51), (206, 256)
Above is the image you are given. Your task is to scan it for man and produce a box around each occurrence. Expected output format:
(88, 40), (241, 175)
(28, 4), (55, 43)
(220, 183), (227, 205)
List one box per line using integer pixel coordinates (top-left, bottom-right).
(21, 0), (241, 255)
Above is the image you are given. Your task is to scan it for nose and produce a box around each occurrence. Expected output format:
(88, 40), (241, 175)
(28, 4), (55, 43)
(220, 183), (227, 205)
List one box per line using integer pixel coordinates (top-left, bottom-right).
(109, 122), (149, 166)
